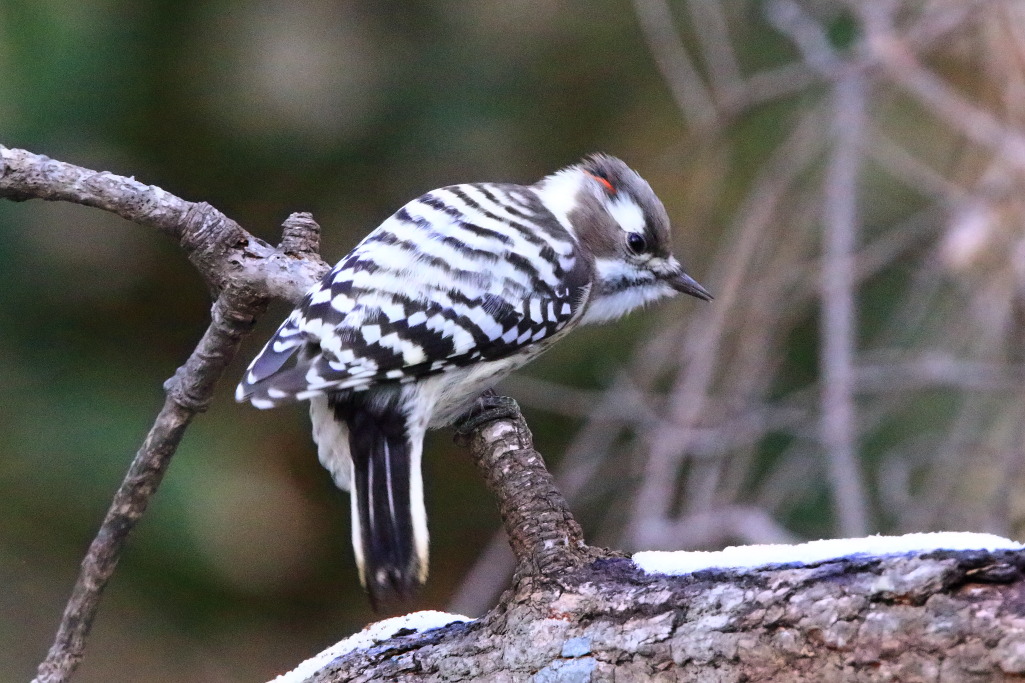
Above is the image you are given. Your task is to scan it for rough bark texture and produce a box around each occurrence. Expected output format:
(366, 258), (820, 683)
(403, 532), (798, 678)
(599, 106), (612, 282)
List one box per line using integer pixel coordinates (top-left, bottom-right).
(308, 548), (1025, 682)
(454, 392), (614, 580)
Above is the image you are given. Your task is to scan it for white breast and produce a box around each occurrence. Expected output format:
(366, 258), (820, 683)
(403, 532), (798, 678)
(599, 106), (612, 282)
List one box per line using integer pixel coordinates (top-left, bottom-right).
(417, 352), (537, 428)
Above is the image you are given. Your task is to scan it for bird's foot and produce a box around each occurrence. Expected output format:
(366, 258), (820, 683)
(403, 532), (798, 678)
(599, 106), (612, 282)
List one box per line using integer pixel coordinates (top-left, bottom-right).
(454, 389), (522, 437)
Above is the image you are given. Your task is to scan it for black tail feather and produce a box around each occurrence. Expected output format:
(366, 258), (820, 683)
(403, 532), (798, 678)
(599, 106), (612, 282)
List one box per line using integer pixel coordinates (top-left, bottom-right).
(334, 392), (422, 606)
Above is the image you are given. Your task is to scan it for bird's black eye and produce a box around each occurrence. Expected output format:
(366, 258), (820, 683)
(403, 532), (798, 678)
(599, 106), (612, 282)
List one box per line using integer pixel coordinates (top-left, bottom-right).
(626, 232), (647, 255)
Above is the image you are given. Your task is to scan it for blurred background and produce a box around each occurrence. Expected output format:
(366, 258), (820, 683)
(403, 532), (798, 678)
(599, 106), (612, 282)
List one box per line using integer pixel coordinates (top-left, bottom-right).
(3, 0), (1025, 680)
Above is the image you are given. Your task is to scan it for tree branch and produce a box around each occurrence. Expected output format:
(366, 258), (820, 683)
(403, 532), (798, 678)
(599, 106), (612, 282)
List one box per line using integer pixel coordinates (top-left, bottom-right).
(0, 146), (329, 303)
(454, 391), (612, 581)
(0, 145), (331, 683)
(819, 68), (870, 537)
(299, 544), (1025, 681)
(631, 0), (718, 128)
(33, 289), (266, 683)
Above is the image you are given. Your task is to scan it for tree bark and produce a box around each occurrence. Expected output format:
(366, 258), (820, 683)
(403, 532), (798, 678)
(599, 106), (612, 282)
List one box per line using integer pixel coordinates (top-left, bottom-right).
(304, 547), (1025, 682)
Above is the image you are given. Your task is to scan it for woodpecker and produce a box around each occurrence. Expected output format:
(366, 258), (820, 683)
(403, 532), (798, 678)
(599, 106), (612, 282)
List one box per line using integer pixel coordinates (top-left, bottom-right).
(236, 154), (711, 604)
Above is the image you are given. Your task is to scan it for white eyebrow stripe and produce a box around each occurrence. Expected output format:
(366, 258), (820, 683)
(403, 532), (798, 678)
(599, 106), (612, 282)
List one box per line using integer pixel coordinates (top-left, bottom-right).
(608, 196), (646, 235)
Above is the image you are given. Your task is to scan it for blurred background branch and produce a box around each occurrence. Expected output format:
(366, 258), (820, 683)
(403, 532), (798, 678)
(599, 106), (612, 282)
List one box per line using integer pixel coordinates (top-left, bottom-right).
(3, 1), (1025, 681)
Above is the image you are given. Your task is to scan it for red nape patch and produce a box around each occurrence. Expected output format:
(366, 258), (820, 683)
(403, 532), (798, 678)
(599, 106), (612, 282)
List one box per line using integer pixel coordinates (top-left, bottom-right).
(585, 171), (617, 195)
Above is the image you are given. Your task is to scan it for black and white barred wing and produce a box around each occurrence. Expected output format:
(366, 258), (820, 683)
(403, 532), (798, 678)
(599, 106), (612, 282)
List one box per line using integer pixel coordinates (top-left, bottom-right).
(236, 183), (590, 408)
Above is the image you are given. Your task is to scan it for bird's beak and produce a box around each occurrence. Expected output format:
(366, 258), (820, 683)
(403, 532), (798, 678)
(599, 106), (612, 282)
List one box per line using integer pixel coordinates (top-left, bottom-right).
(667, 269), (713, 301)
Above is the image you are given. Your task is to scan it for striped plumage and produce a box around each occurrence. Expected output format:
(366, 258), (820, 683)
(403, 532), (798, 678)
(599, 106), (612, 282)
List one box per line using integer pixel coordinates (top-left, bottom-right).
(236, 154), (711, 604)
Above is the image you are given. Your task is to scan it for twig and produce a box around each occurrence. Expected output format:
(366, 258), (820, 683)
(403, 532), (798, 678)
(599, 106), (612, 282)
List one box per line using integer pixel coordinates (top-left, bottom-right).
(628, 104), (827, 549)
(904, 0), (990, 47)
(857, 354), (1025, 392)
(768, 0), (871, 537)
(765, 0), (843, 73)
(499, 374), (661, 422)
(651, 505), (800, 550)
(869, 31), (1025, 173)
(867, 127), (967, 200)
(685, 0), (744, 103)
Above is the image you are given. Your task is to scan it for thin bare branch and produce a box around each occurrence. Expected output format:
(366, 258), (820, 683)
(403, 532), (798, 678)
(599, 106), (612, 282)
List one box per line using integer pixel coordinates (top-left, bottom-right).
(685, 0), (744, 102)
(649, 505), (801, 550)
(631, 0), (718, 128)
(32, 290), (266, 683)
(628, 105), (828, 549)
(870, 33), (1025, 173)
(499, 374), (659, 422)
(904, 0), (990, 46)
(867, 127), (967, 200)
(765, 0), (842, 73)
(857, 353), (1025, 392)
(820, 68), (871, 537)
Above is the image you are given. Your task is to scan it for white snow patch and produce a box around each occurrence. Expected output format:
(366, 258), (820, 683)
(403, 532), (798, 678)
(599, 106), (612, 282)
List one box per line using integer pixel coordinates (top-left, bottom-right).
(270, 610), (473, 683)
(633, 532), (1022, 576)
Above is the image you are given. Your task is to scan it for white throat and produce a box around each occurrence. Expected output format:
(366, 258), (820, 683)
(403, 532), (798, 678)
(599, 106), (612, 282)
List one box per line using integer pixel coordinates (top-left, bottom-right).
(581, 257), (676, 325)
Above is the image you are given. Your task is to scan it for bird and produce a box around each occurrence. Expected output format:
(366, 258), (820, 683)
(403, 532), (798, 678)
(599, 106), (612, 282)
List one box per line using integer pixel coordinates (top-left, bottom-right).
(236, 154), (711, 604)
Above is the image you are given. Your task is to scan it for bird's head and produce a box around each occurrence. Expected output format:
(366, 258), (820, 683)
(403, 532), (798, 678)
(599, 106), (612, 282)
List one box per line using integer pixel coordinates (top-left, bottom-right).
(535, 153), (712, 324)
